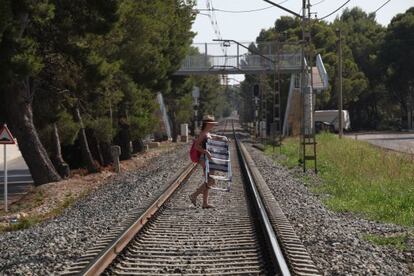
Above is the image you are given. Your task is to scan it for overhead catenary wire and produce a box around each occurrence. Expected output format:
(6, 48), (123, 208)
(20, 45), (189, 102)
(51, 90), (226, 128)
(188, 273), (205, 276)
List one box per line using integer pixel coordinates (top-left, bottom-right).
(197, 0), (289, 14)
(373, 0), (392, 14)
(197, 6), (274, 13)
(318, 0), (351, 20)
(311, 0), (325, 7)
(206, 0), (226, 55)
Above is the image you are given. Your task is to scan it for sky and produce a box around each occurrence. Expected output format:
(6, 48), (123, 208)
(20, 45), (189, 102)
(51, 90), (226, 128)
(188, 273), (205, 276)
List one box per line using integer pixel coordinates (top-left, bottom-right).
(192, 0), (413, 42)
(191, 0), (413, 83)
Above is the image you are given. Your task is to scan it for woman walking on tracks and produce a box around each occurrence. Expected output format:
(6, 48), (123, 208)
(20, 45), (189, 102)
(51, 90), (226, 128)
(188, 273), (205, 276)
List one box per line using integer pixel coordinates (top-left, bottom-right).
(189, 115), (218, 209)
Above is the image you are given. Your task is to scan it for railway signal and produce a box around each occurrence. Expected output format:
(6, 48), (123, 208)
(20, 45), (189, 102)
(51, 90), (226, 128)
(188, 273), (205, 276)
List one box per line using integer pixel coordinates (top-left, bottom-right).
(192, 86), (200, 134)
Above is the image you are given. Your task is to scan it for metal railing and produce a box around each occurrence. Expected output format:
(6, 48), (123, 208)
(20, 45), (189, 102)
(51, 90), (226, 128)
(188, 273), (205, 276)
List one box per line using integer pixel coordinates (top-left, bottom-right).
(176, 42), (303, 75)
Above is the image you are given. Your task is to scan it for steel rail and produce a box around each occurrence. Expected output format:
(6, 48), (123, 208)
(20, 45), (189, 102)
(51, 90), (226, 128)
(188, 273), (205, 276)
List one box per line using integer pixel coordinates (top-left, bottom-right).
(63, 119), (312, 275)
(233, 121), (291, 276)
(78, 162), (197, 276)
(234, 120), (320, 275)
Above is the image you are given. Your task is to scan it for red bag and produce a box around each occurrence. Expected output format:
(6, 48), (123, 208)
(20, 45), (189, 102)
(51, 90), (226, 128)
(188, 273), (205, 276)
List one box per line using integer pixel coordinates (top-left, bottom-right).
(190, 140), (201, 163)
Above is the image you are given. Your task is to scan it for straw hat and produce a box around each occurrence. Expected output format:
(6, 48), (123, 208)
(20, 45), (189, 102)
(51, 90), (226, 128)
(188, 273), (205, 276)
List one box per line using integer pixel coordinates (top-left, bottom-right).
(202, 114), (218, 124)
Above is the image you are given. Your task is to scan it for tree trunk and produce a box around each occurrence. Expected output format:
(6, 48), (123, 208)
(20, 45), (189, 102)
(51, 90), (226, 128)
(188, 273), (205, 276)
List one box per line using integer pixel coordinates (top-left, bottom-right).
(132, 139), (145, 153)
(74, 107), (100, 173)
(400, 100), (408, 129)
(51, 122), (70, 178)
(372, 95), (379, 129)
(169, 111), (178, 142)
(85, 128), (104, 166)
(190, 119), (195, 136)
(100, 141), (113, 165)
(4, 79), (61, 185)
(117, 119), (131, 160)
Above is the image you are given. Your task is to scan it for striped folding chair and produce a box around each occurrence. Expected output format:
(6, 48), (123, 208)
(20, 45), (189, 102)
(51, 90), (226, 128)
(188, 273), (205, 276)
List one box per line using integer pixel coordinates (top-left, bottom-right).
(205, 134), (232, 192)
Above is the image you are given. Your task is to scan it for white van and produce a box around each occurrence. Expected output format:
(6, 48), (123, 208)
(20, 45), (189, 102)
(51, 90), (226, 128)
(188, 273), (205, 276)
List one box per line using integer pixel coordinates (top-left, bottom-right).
(314, 110), (351, 132)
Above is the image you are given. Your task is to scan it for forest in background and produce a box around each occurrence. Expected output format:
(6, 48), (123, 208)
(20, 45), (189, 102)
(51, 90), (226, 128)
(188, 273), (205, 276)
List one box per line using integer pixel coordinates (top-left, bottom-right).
(240, 7), (414, 132)
(0, 2), (412, 186)
(0, 0), (234, 185)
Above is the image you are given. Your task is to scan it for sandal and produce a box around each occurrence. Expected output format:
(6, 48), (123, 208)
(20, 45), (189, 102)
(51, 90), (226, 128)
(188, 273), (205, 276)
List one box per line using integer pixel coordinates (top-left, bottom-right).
(202, 204), (215, 209)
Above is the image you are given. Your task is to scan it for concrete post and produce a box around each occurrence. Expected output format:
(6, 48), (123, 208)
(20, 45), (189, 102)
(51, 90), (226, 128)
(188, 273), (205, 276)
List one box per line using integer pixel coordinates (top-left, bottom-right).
(260, 121), (267, 139)
(180, 124), (189, 143)
(111, 145), (121, 173)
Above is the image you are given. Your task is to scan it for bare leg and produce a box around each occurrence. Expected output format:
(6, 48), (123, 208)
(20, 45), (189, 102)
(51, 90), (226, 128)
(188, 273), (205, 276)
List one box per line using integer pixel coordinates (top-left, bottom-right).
(190, 160), (215, 208)
(190, 160), (207, 205)
(192, 182), (206, 198)
(202, 177), (215, 208)
(202, 183), (209, 206)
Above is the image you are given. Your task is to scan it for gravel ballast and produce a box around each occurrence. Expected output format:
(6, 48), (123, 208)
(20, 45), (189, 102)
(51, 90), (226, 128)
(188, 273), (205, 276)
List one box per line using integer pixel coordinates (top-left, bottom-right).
(247, 144), (413, 275)
(0, 145), (190, 275)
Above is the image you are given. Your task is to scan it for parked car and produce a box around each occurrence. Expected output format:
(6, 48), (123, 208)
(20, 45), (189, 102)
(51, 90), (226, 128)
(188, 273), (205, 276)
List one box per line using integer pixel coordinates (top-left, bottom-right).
(315, 121), (335, 133)
(314, 110), (351, 132)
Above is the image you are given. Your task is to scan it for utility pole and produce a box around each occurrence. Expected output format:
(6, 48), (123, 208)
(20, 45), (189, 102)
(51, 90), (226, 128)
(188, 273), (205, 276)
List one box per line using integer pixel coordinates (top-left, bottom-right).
(263, 0), (318, 173)
(273, 35), (282, 153)
(299, 0), (306, 166)
(192, 86), (200, 135)
(336, 28), (343, 138)
(253, 84), (260, 138)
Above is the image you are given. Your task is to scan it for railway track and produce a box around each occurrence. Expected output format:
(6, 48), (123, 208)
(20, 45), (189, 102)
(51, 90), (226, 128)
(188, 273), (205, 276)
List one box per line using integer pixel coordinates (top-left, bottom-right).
(62, 120), (319, 275)
(105, 142), (272, 275)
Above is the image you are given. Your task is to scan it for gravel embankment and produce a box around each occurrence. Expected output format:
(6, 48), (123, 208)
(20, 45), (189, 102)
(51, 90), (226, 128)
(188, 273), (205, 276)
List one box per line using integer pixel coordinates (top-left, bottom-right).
(0, 145), (189, 275)
(247, 144), (413, 275)
(106, 144), (270, 275)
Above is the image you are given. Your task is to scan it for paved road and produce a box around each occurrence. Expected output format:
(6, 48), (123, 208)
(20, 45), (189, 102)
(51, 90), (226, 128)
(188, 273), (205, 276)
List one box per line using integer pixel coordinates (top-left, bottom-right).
(346, 132), (414, 154)
(0, 144), (21, 165)
(0, 144), (34, 207)
(0, 169), (33, 184)
(0, 169), (34, 206)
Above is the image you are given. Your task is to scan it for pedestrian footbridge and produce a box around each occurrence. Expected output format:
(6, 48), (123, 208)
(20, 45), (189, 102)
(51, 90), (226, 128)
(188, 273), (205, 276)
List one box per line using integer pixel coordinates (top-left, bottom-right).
(175, 41), (328, 90)
(175, 41), (303, 75)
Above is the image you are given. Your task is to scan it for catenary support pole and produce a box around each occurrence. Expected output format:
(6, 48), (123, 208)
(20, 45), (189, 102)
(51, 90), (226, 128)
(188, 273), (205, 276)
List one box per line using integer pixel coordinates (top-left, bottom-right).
(300, 0), (306, 168)
(337, 29), (343, 138)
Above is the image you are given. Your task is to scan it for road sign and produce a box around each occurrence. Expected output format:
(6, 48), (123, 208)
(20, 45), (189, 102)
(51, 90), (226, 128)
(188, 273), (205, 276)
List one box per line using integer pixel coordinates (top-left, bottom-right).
(1, 124), (14, 212)
(0, 125), (15, 144)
